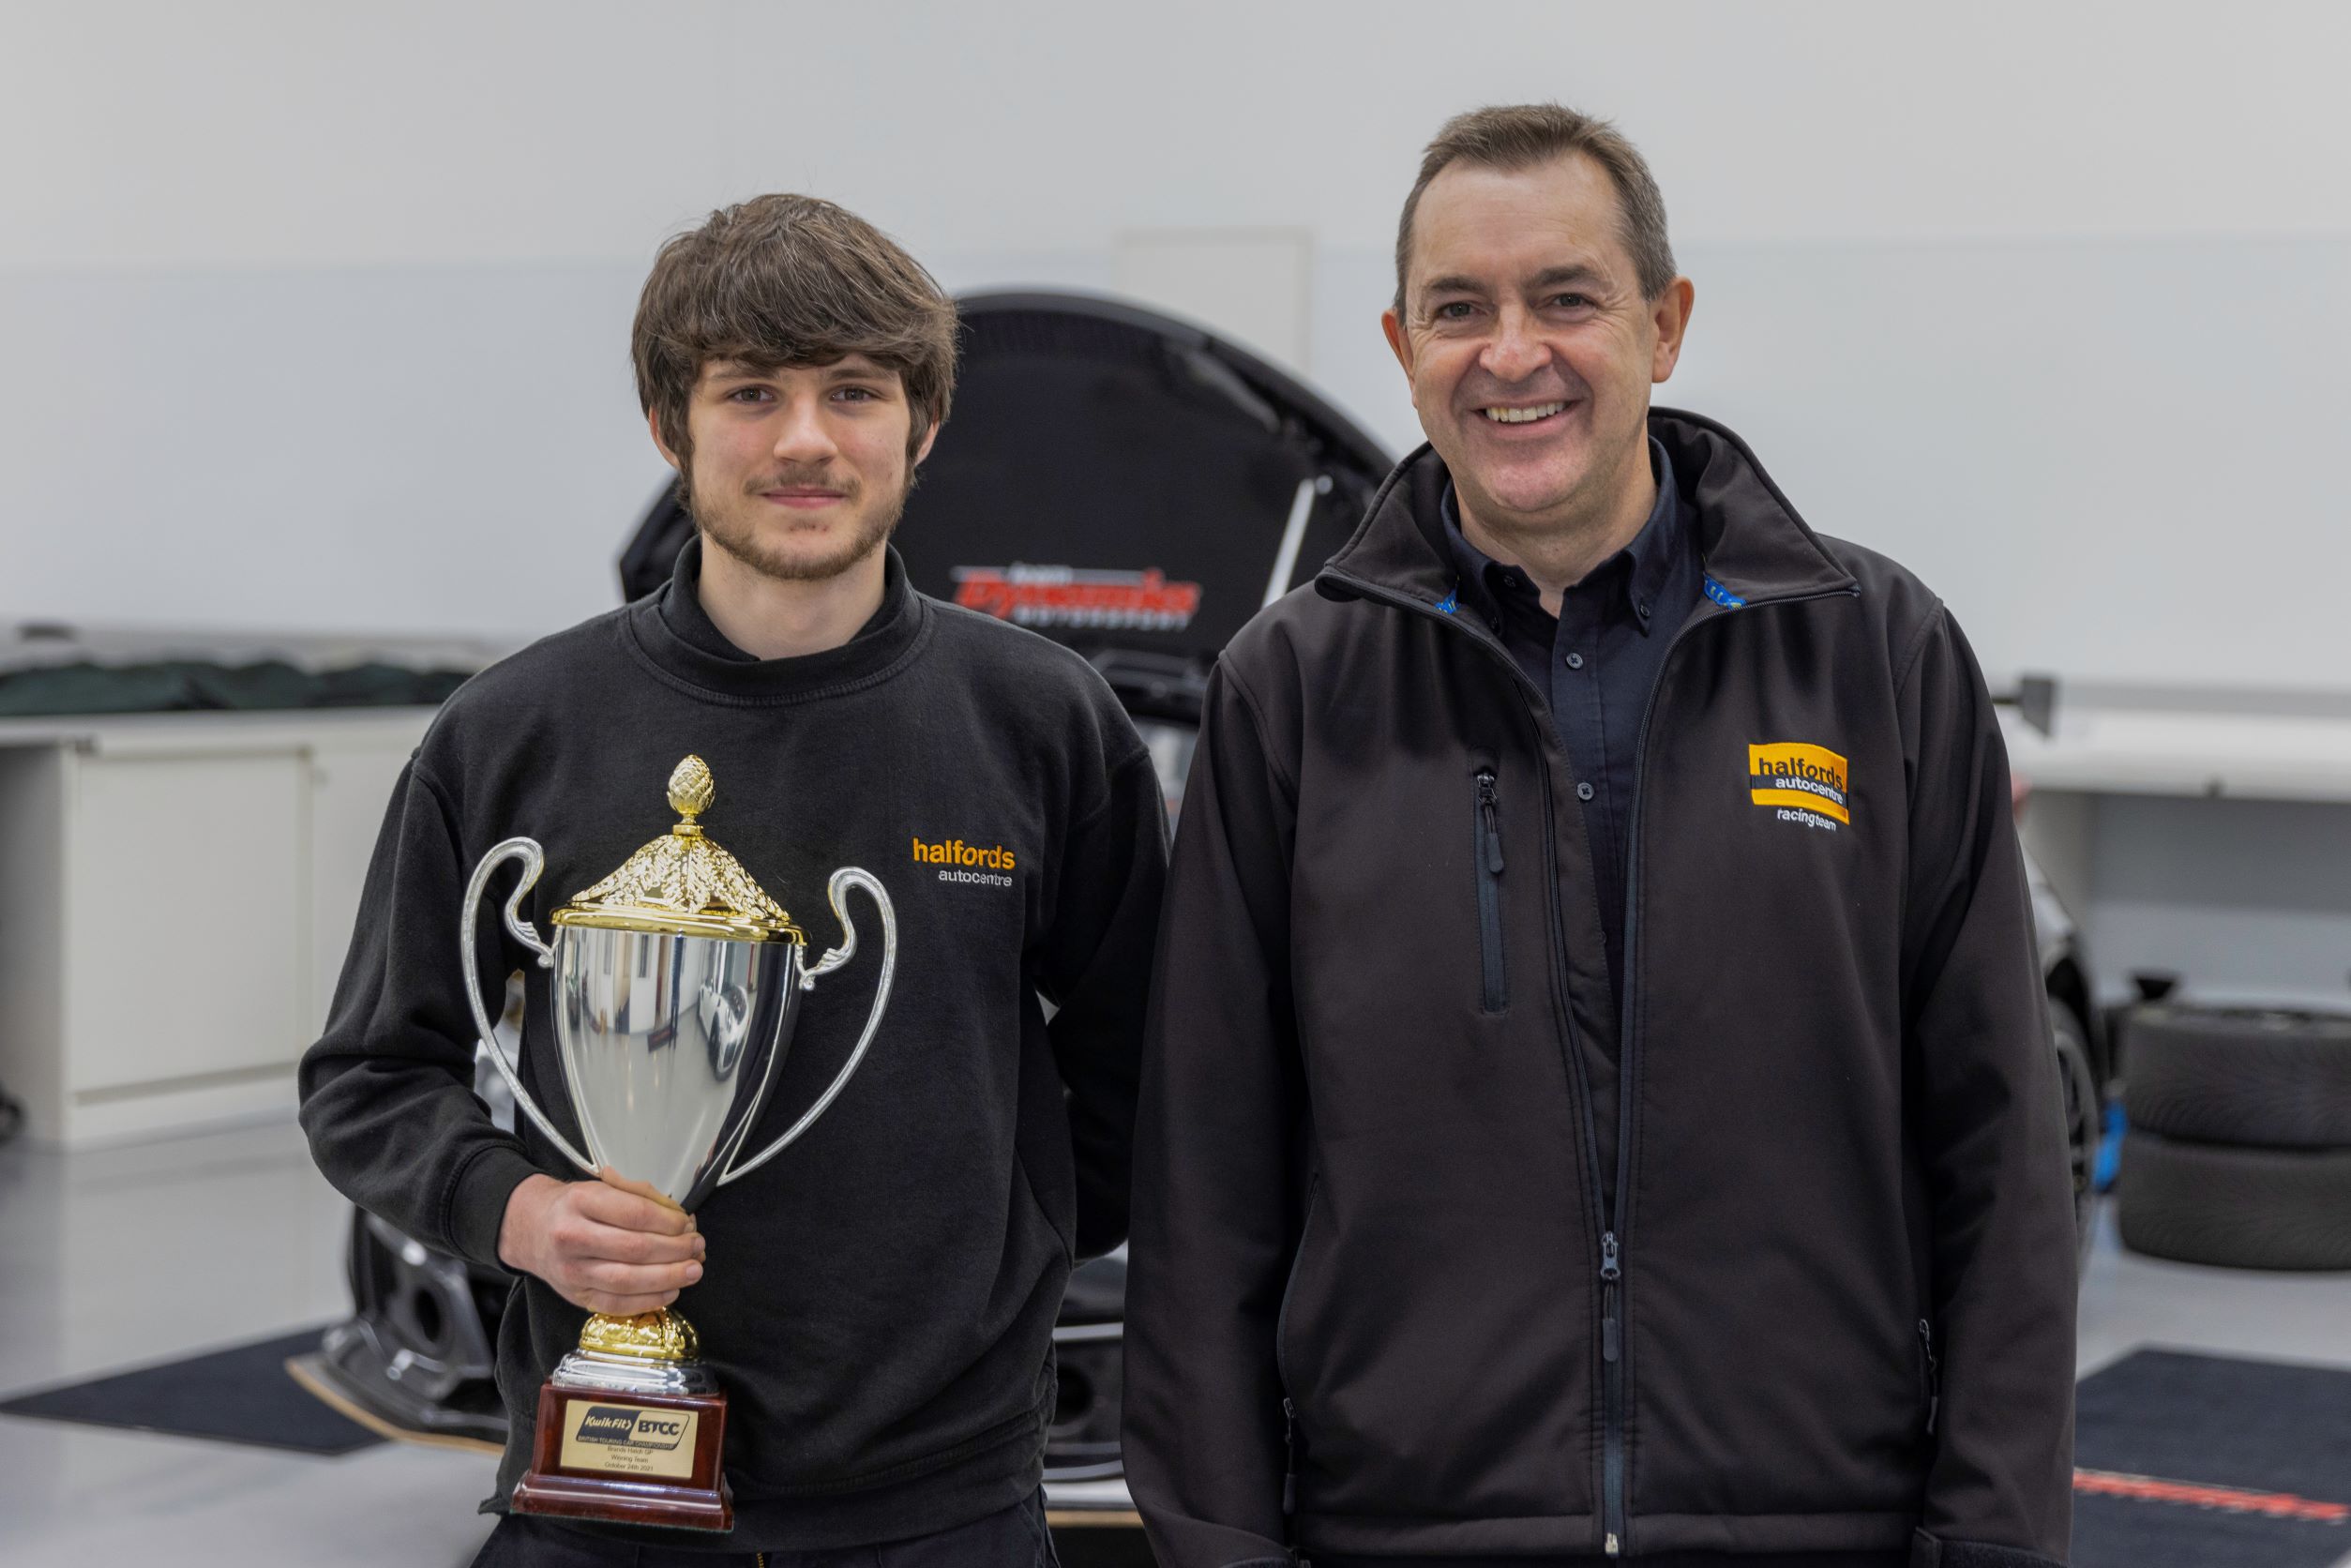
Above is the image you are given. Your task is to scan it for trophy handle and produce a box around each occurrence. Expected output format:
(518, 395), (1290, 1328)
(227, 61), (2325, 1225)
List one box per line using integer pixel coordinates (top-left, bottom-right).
(718, 867), (896, 1186)
(463, 837), (595, 1176)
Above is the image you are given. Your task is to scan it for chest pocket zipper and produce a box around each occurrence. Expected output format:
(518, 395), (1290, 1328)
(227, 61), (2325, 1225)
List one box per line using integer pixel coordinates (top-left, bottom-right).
(1918, 1319), (1941, 1436)
(1473, 770), (1508, 1012)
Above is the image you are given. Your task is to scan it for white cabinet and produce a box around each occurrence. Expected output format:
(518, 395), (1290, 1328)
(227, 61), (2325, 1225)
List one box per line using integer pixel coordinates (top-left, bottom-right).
(0, 709), (434, 1145)
(67, 750), (308, 1096)
(306, 732), (426, 1050)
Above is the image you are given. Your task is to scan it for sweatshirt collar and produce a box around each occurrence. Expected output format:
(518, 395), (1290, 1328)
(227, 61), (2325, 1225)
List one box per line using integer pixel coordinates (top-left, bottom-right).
(624, 533), (932, 705)
(1319, 408), (1856, 613)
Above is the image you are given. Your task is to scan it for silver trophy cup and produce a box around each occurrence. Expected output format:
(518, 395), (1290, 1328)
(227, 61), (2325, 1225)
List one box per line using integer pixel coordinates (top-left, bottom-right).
(459, 754), (894, 1427)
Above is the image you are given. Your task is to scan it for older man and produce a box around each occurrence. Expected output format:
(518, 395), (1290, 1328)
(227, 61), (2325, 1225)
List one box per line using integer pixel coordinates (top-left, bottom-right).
(1125, 105), (2075, 1568)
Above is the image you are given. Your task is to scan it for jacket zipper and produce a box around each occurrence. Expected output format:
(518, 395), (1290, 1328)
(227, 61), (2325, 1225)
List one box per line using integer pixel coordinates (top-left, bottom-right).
(1474, 769), (1508, 1011)
(1918, 1319), (1940, 1436)
(1600, 1229), (1624, 1556)
(1274, 1172), (1321, 1519)
(1282, 1395), (1299, 1515)
(1319, 565), (1855, 1557)
(1605, 580), (1857, 1553)
(1319, 569), (1623, 1549)
(1601, 602), (1723, 1555)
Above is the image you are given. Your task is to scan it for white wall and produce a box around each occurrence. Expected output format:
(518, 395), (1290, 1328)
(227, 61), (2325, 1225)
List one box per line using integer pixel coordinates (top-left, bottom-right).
(5, 1), (2348, 685)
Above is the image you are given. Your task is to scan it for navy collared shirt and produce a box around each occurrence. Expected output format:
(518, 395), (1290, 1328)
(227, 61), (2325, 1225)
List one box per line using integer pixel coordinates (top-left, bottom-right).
(1442, 438), (1704, 1012)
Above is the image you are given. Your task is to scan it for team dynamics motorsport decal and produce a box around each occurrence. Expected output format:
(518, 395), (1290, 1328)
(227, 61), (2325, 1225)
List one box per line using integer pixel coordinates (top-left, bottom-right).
(1749, 742), (1849, 832)
(952, 564), (1202, 631)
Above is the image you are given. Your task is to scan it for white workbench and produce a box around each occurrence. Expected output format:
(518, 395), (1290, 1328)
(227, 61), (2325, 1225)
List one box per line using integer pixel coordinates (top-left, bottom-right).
(2005, 701), (2351, 804)
(2002, 690), (2351, 1013)
(0, 708), (436, 1145)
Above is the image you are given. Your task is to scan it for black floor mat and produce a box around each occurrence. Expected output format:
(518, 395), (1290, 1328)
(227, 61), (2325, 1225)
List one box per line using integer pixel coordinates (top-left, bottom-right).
(0, 1326), (382, 1456)
(2073, 1349), (2351, 1568)
(9, 1329), (2348, 1568)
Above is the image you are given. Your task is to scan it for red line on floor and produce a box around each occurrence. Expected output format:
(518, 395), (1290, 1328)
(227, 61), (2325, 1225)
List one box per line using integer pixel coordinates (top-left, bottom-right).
(2074, 1468), (2349, 1524)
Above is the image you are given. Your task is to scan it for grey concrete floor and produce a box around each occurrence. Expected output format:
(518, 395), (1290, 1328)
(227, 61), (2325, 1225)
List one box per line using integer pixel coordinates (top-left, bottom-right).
(4, 1120), (2350, 1565)
(0, 1120), (497, 1567)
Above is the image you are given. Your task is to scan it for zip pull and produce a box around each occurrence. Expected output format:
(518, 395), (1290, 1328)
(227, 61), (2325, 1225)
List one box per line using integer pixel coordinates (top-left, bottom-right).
(1281, 1396), (1298, 1515)
(1918, 1319), (1940, 1436)
(1600, 1233), (1623, 1364)
(1477, 772), (1504, 873)
(1598, 1230), (1628, 1556)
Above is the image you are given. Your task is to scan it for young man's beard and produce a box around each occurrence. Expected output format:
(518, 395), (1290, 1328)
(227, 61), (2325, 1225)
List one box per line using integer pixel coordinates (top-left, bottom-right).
(690, 467), (911, 583)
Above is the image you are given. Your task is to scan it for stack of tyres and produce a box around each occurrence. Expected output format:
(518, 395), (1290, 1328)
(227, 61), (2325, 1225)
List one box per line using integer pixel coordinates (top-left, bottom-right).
(2117, 1006), (2351, 1269)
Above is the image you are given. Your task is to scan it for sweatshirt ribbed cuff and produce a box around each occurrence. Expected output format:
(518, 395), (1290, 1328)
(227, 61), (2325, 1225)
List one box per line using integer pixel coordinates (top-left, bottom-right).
(445, 1142), (547, 1270)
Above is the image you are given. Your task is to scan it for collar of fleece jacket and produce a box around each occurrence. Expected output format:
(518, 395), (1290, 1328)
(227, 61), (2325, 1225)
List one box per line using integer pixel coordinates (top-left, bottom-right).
(1319, 407), (1858, 611)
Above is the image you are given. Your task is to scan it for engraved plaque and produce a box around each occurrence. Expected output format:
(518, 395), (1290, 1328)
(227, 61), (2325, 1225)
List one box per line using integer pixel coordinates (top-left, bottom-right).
(558, 1400), (701, 1481)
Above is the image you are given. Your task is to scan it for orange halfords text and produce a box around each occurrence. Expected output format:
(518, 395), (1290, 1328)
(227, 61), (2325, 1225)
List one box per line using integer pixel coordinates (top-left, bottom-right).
(912, 837), (1017, 871)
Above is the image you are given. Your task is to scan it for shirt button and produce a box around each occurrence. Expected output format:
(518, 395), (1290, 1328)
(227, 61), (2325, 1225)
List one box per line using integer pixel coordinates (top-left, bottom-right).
(1565, 652), (1585, 670)
(1576, 781), (1596, 802)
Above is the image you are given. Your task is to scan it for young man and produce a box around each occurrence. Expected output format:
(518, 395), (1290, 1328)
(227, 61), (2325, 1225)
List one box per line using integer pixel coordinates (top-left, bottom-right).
(301, 195), (1166, 1566)
(1124, 107), (2076, 1568)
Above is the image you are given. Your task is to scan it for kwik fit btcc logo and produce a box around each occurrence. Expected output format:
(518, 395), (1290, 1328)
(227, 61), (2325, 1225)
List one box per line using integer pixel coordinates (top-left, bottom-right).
(1749, 742), (1850, 832)
(952, 564), (1202, 631)
(914, 836), (1017, 889)
(574, 1406), (689, 1452)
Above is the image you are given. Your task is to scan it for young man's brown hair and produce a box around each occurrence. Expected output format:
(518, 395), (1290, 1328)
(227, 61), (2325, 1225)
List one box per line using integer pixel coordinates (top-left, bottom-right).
(1393, 103), (1677, 311)
(632, 194), (959, 490)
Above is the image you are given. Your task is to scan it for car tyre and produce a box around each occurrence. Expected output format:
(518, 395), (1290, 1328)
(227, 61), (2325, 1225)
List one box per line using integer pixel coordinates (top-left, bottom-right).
(2116, 1129), (2351, 1271)
(2124, 1005), (2351, 1149)
(2053, 1004), (2101, 1271)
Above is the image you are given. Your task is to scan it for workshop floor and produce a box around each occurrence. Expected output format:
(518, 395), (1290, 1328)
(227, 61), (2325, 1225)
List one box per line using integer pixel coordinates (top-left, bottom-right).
(3, 1120), (2349, 1567)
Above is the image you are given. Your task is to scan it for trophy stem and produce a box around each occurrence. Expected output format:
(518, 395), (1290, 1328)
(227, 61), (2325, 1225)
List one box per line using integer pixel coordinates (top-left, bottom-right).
(547, 1307), (718, 1399)
(517, 1301), (731, 1529)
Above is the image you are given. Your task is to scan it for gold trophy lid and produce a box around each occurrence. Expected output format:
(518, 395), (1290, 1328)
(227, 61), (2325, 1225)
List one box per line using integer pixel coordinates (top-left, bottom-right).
(550, 755), (804, 944)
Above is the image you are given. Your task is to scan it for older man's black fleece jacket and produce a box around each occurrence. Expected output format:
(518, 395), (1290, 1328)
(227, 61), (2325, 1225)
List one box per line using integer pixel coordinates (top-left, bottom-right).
(299, 541), (1166, 1552)
(1123, 411), (2076, 1568)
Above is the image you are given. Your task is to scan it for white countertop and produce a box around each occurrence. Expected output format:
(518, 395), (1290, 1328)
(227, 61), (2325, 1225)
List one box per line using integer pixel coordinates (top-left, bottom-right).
(2002, 701), (2351, 802)
(0, 706), (441, 757)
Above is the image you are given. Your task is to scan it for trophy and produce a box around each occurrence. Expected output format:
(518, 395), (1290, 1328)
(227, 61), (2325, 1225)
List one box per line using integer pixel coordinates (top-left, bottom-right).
(460, 754), (895, 1531)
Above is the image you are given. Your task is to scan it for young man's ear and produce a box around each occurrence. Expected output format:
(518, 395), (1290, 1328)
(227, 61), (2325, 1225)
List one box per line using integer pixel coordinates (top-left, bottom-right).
(647, 408), (681, 471)
(912, 418), (942, 468)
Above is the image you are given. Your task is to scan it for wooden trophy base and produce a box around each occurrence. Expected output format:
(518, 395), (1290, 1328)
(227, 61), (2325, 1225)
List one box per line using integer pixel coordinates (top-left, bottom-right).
(510, 1380), (734, 1532)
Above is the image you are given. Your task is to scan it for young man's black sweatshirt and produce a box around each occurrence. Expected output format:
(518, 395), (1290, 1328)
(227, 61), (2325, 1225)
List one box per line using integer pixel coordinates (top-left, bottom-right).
(299, 537), (1167, 1551)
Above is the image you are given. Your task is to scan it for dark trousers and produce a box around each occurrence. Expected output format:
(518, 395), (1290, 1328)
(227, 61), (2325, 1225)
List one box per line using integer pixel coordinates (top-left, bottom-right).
(469, 1492), (1058, 1567)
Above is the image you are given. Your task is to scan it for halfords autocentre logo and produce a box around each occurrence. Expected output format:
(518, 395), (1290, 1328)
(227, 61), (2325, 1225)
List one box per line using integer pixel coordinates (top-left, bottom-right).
(914, 836), (1017, 890)
(573, 1406), (689, 1452)
(912, 837), (1016, 871)
(952, 564), (1202, 631)
(1749, 742), (1850, 831)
